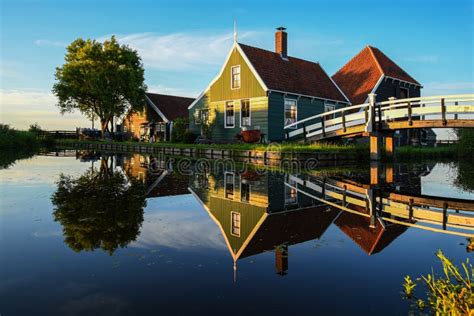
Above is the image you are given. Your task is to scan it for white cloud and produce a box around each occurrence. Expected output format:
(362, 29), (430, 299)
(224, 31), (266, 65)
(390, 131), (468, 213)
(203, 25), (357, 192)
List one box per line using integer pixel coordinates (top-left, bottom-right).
(0, 89), (93, 130)
(131, 196), (226, 251)
(113, 31), (260, 71)
(34, 39), (66, 47)
(423, 81), (474, 96)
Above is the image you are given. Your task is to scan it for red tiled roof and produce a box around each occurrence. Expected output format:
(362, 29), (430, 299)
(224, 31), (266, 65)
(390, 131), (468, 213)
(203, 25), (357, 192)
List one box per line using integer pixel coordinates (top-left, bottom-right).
(146, 93), (195, 121)
(334, 205), (408, 255)
(332, 46), (420, 105)
(239, 43), (349, 103)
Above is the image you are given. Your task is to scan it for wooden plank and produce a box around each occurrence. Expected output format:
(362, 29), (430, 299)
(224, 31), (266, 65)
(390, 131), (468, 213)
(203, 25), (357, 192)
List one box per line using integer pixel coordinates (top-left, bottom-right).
(389, 192), (474, 211)
(384, 119), (474, 130)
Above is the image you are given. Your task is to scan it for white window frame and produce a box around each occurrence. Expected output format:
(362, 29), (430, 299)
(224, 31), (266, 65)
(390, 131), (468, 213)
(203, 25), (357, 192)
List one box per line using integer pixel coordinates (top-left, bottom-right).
(285, 178), (298, 206)
(224, 172), (235, 199)
(324, 102), (336, 119)
(224, 101), (235, 128)
(284, 98), (298, 129)
(194, 109), (202, 125)
(230, 211), (241, 237)
(240, 99), (251, 127)
(231, 65), (241, 90)
(201, 108), (209, 124)
(240, 176), (251, 203)
(399, 87), (409, 99)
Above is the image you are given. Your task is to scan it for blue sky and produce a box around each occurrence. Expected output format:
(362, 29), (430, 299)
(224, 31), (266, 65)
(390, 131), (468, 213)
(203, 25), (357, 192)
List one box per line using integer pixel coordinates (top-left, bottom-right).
(0, 0), (473, 130)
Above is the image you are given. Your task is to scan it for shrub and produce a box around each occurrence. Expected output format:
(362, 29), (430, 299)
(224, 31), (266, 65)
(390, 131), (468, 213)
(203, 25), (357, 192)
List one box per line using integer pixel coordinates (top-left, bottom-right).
(402, 250), (473, 315)
(171, 117), (196, 143)
(0, 124), (37, 149)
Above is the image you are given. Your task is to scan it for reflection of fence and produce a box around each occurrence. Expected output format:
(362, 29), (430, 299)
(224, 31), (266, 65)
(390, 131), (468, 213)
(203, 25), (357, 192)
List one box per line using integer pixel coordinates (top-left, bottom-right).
(37, 130), (78, 139)
(287, 175), (474, 237)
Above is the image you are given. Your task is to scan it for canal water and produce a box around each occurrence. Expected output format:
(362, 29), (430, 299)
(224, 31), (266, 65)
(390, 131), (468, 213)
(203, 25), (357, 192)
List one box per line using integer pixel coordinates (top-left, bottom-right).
(0, 151), (472, 315)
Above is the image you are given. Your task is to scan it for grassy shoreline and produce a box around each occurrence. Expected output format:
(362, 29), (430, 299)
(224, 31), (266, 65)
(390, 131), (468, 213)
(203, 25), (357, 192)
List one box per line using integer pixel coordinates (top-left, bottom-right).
(55, 139), (469, 161)
(56, 138), (369, 154)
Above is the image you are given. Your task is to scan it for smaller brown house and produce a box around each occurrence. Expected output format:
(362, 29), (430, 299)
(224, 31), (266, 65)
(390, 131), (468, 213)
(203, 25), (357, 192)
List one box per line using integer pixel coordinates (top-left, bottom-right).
(120, 93), (194, 141)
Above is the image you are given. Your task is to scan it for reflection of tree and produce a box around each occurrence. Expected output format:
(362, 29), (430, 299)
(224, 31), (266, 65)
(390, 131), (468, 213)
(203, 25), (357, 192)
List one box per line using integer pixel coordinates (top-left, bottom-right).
(52, 160), (147, 255)
(453, 161), (474, 193)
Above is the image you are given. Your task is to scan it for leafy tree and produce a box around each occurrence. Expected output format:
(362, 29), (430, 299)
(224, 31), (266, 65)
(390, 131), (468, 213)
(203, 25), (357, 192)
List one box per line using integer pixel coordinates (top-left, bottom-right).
(454, 128), (474, 157)
(171, 117), (195, 143)
(53, 36), (146, 137)
(28, 123), (43, 134)
(51, 156), (147, 254)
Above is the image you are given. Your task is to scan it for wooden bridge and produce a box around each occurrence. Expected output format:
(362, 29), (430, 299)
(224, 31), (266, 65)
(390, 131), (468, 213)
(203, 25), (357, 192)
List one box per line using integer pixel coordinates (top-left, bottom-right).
(284, 94), (474, 160)
(37, 130), (79, 139)
(286, 168), (474, 238)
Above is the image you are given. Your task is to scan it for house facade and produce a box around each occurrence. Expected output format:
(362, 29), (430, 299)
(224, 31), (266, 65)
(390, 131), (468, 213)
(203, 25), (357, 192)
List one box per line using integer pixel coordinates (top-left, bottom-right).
(332, 46), (435, 146)
(189, 27), (350, 143)
(120, 93), (194, 142)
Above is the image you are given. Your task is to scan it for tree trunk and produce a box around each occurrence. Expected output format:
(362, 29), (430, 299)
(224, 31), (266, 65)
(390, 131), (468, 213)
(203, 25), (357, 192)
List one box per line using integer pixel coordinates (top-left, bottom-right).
(110, 117), (115, 140)
(100, 119), (108, 139)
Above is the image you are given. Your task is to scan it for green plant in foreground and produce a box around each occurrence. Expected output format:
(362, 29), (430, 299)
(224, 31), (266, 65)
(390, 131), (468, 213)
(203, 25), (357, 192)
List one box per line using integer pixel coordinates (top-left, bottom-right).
(403, 250), (473, 315)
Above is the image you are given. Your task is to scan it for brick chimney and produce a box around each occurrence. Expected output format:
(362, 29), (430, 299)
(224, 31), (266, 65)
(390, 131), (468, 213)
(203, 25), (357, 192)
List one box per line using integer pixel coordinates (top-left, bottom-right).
(275, 27), (287, 58)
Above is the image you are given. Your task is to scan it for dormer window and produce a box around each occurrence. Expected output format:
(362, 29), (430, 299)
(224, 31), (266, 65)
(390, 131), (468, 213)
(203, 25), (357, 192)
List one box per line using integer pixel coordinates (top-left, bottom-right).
(231, 65), (241, 89)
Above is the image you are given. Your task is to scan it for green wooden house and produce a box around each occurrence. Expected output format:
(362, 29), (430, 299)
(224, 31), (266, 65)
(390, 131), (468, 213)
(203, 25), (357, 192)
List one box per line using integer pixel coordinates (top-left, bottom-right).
(188, 27), (350, 142)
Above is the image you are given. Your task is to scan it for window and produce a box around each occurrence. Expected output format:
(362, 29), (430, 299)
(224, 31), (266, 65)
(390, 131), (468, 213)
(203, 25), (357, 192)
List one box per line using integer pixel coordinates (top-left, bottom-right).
(231, 65), (241, 89)
(201, 109), (209, 124)
(241, 99), (251, 127)
(231, 212), (241, 237)
(324, 103), (336, 119)
(285, 178), (298, 205)
(194, 109), (209, 125)
(225, 172), (234, 199)
(241, 181), (250, 203)
(225, 101), (235, 128)
(284, 99), (297, 128)
(194, 109), (202, 124)
(399, 87), (409, 99)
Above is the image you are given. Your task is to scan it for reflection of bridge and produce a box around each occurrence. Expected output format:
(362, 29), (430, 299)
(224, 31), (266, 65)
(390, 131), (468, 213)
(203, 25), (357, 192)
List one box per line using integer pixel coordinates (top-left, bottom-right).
(287, 167), (474, 238)
(285, 94), (474, 160)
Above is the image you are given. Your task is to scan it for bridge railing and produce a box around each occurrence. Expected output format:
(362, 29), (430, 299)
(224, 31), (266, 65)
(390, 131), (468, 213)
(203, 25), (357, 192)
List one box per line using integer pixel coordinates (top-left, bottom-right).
(287, 174), (474, 237)
(284, 94), (474, 141)
(284, 102), (371, 140)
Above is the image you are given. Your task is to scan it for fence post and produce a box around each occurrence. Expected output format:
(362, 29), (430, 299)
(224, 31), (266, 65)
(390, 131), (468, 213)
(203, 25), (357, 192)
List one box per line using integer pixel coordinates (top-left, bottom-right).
(407, 101), (413, 126)
(366, 93), (377, 133)
(441, 98), (447, 125)
(321, 116), (326, 137)
(302, 123), (307, 142)
(387, 97), (396, 122)
(454, 101), (459, 120)
(342, 110), (346, 132)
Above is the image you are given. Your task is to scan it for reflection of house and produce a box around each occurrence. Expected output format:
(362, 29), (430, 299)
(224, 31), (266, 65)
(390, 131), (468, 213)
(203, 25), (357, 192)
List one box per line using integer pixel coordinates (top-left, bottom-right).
(189, 170), (340, 276)
(335, 209), (407, 255)
(332, 46), (434, 146)
(188, 27), (350, 142)
(120, 93), (194, 142)
(121, 154), (189, 198)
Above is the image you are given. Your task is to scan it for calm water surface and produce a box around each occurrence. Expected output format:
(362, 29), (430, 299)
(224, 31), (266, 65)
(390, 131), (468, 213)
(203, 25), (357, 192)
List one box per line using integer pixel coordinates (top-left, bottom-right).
(0, 151), (473, 315)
